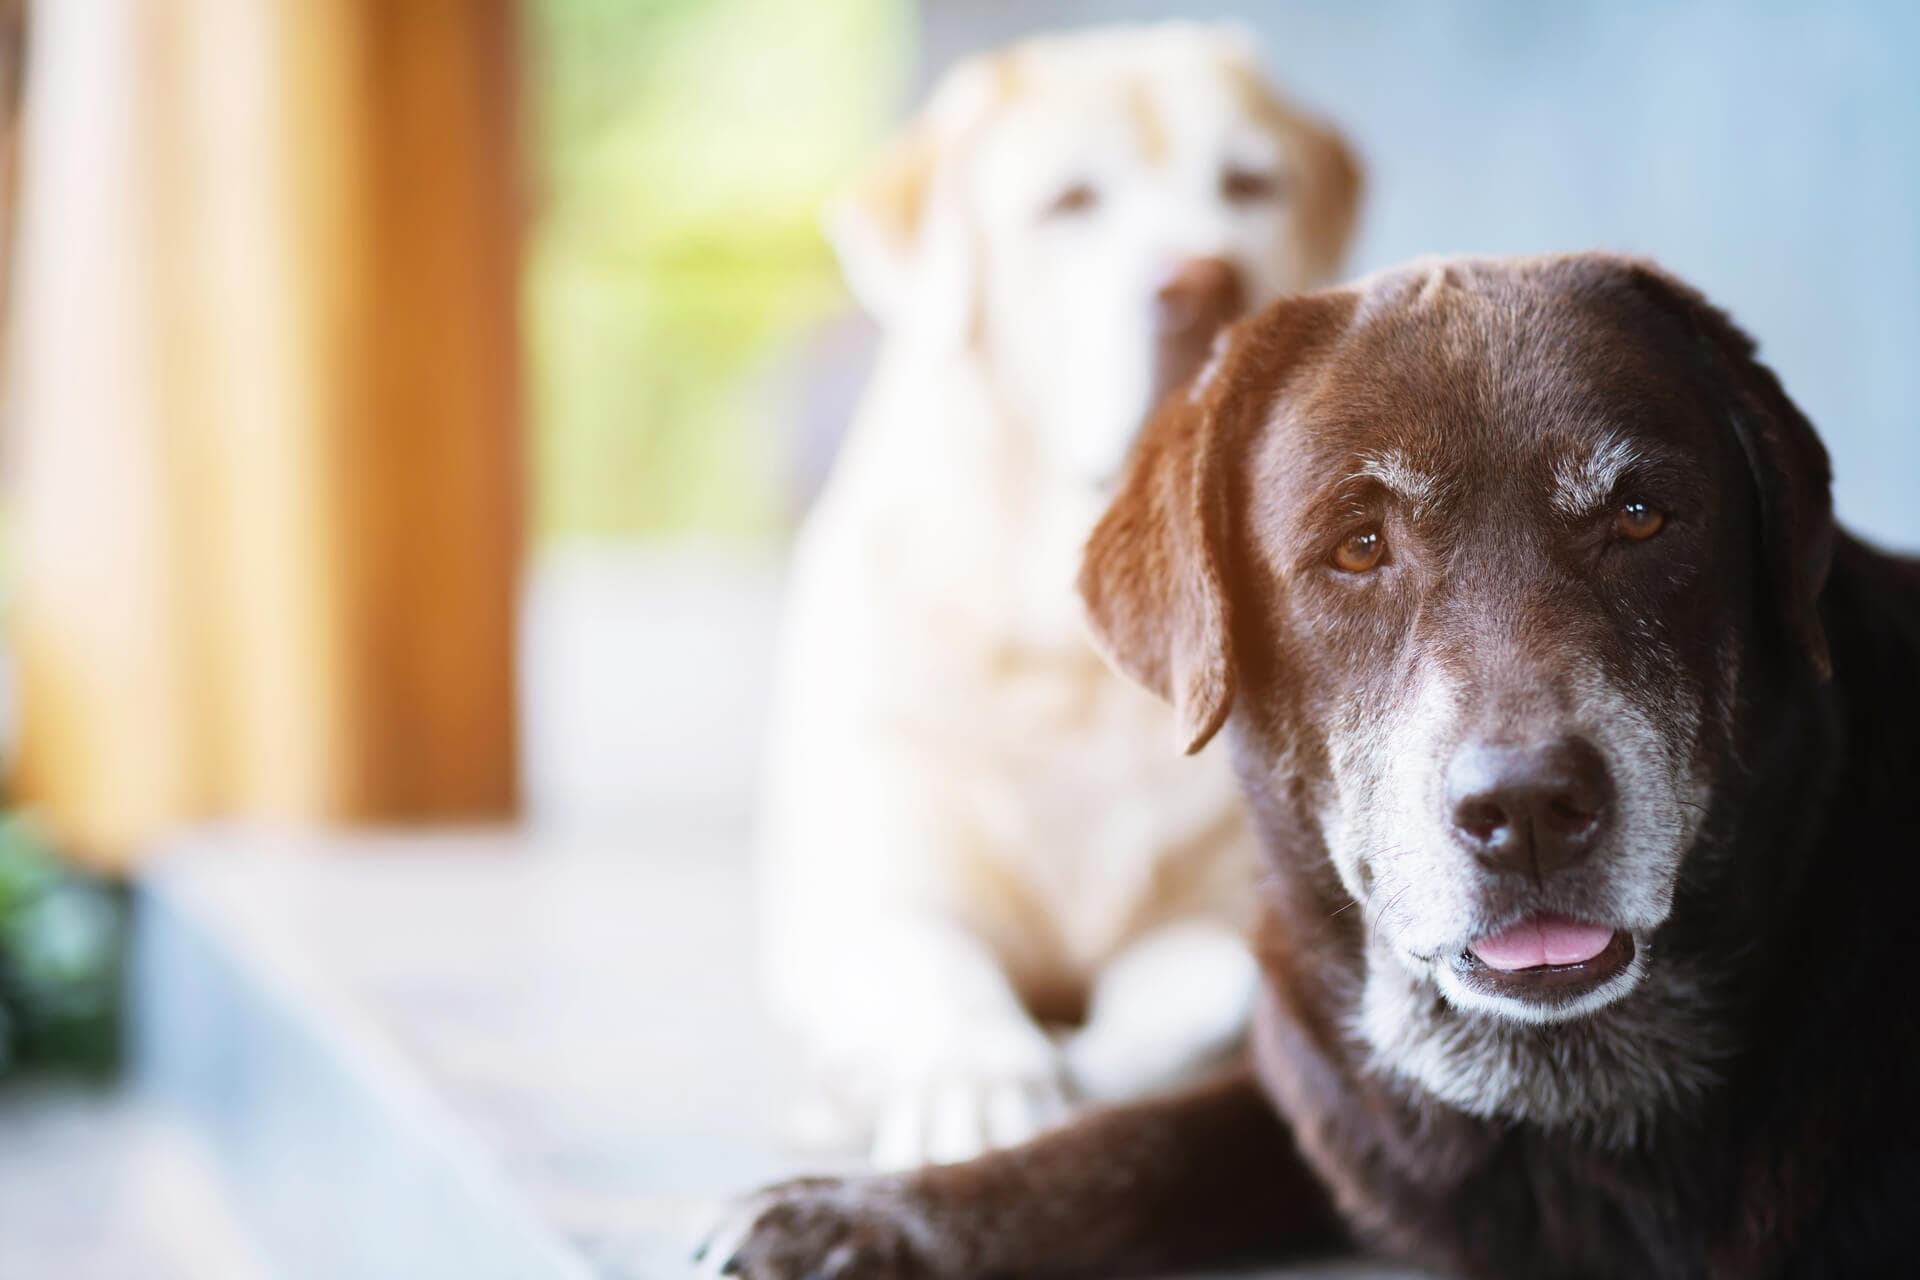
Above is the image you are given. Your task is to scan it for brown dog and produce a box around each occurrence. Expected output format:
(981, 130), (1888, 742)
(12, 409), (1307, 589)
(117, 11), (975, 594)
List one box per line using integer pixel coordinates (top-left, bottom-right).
(701, 254), (1920, 1278)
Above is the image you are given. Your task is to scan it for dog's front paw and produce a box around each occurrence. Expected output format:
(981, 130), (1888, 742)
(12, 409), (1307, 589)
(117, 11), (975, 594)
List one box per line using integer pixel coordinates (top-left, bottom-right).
(867, 1025), (1071, 1169)
(695, 1176), (957, 1280)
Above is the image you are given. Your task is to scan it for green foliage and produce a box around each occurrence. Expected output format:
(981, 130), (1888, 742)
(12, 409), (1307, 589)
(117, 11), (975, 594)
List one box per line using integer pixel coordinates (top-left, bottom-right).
(527, 0), (909, 541)
(0, 821), (123, 1078)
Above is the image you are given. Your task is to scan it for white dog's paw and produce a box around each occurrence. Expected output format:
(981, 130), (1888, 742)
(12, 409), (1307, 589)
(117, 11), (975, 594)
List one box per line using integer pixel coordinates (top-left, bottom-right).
(1063, 920), (1258, 1103)
(869, 1065), (1070, 1170)
(865, 1019), (1071, 1169)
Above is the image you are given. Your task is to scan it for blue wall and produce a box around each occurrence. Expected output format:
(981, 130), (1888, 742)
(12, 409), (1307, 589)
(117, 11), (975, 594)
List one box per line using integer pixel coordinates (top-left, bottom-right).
(921, 1), (1920, 549)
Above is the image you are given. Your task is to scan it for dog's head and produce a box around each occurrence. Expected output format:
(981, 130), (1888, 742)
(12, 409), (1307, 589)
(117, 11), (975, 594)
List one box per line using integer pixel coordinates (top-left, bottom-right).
(829, 23), (1360, 483)
(1080, 254), (1833, 1042)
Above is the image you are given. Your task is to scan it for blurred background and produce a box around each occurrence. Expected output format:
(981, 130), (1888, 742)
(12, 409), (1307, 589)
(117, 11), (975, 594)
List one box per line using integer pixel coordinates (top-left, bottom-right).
(0, 2), (1912, 1277)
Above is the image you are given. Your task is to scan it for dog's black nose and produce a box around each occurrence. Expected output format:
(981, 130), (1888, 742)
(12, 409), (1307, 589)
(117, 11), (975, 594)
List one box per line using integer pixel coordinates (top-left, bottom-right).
(1155, 257), (1245, 336)
(1446, 738), (1612, 878)
(1152, 258), (1247, 405)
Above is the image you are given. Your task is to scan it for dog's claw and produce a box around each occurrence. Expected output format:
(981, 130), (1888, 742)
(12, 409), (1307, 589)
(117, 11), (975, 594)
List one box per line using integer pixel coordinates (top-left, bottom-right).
(690, 1176), (948, 1280)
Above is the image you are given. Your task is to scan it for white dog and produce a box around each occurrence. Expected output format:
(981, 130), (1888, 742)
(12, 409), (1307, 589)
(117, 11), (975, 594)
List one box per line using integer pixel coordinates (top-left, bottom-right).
(758, 23), (1361, 1169)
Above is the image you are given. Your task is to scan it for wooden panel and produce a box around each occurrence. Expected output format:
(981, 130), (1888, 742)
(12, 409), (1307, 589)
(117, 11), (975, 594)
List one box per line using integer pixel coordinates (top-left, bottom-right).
(9, 0), (197, 862)
(6, 0), (521, 866)
(340, 2), (523, 819)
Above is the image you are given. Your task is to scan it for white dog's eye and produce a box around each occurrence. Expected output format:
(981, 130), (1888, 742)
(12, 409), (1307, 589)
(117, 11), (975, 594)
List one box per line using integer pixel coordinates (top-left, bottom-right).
(1042, 181), (1099, 220)
(1221, 165), (1286, 205)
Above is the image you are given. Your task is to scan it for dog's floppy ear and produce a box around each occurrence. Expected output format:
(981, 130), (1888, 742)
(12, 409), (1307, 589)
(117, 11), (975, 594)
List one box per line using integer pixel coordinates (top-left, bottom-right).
(1224, 42), (1363, 285)
(1289, 114), (1363, 284)
(1079, 295), (1345, 753)
(1622, 259), (1836, 679)
(824, 128), (934, 321)
(824, 55), (1005, 331)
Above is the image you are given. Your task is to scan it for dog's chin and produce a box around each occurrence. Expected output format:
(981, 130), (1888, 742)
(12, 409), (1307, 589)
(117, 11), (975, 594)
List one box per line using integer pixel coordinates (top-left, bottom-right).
(1422, 927), (1650, 1026)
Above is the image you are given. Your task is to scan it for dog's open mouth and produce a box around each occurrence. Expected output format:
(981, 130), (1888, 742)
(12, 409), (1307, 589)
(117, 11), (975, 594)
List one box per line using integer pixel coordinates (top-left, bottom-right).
(1452, 915), (1636, 1007)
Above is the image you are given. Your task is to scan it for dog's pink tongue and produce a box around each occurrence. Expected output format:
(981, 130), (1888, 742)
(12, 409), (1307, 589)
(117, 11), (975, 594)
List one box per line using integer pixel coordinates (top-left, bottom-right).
(1471, 916), (1615, 971)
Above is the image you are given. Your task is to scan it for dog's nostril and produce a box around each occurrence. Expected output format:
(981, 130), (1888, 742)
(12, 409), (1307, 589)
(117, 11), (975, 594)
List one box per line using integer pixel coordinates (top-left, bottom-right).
(1454, 800), (1509, 843)
(1446, 737), (1614, 877)
(1547, 797), (1600, 832)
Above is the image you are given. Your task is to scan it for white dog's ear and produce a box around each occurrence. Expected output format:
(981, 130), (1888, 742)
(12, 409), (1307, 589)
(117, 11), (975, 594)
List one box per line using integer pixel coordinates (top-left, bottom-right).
(823, 130), (934, 320)
(824, 55), (1005, 332)
(1289, 112), (1364, 284)
(1225, 51), (1364, 286)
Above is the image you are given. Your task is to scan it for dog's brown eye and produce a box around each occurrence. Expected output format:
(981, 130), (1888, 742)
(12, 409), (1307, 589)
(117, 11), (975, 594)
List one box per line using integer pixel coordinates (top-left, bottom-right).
(1615, 502), (1666, 541)
(1221, 166), (1284, 204)
(1332, 528), (1386, 574)
(1044, 181), (1098, 219)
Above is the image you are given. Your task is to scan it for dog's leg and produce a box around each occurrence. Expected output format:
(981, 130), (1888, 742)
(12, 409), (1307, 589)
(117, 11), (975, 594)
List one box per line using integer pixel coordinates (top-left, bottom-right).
(1063, 917), (1258, 1103)
(698, 1067), (1342, 1279)
(798, 917), (1072, 1169)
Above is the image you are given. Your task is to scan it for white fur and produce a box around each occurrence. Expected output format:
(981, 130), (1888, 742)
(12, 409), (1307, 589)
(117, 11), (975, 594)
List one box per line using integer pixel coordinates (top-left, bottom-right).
(1550, 433), (1646, 516)
(1312, 624), (1711, 1132)
(1355, 938), (1721, 1146)
(1187, 329), (1234, 405)
(760, 25), (1353, 1168)
(1357, 449), (1443, 514)
(1063, 918), (1260, 1103)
